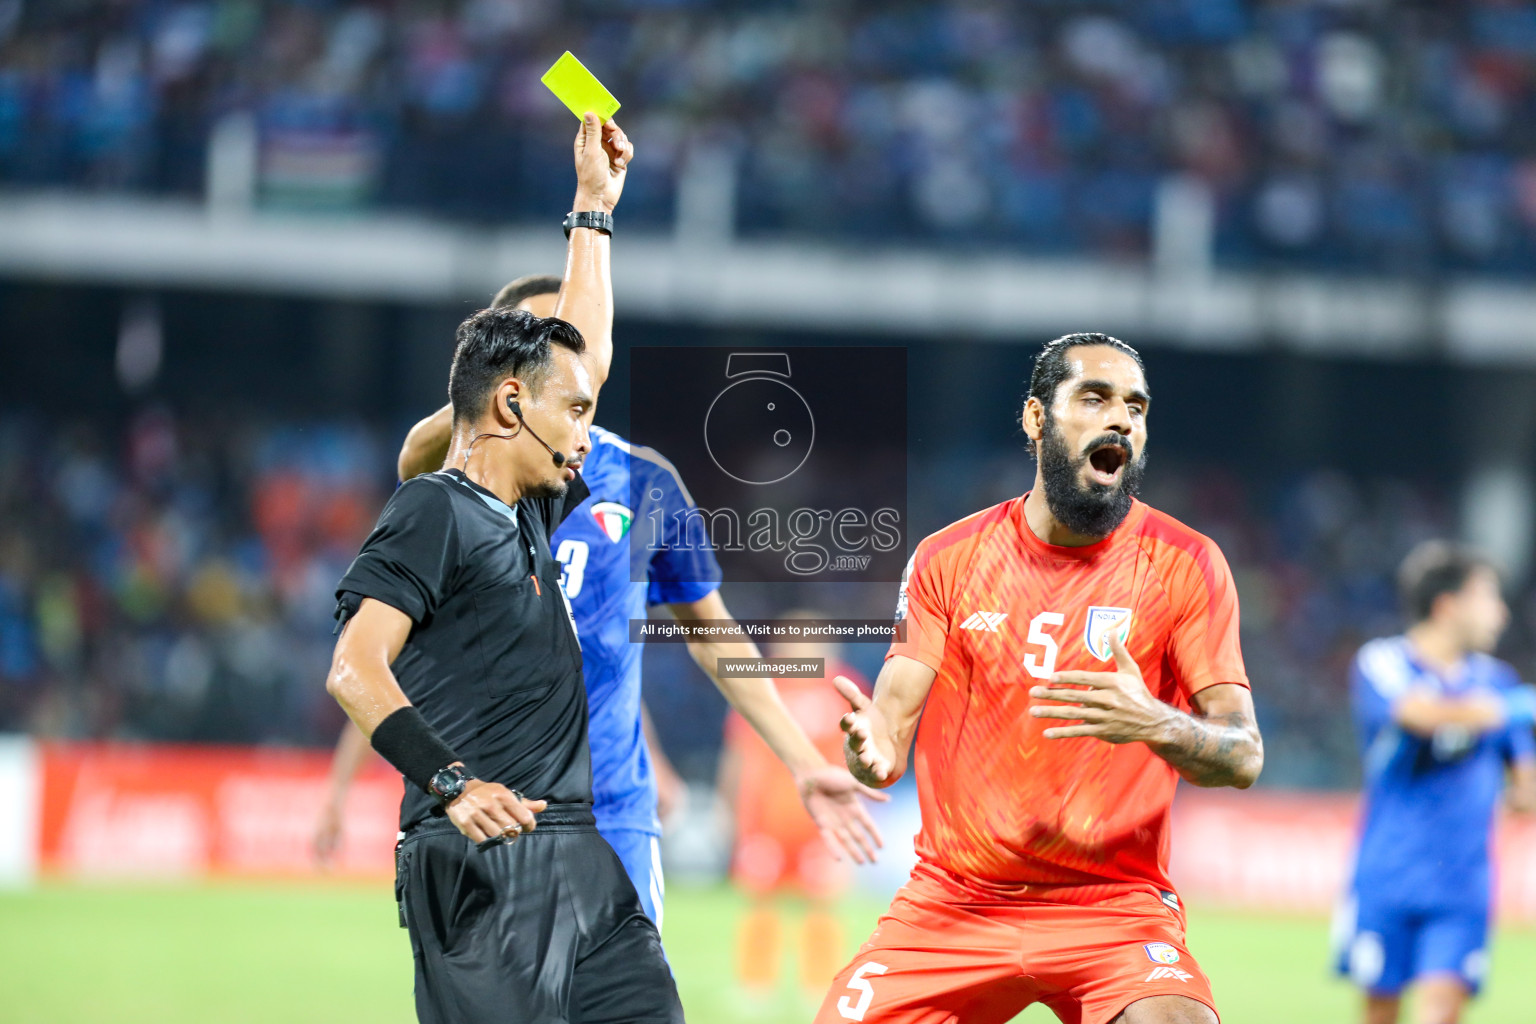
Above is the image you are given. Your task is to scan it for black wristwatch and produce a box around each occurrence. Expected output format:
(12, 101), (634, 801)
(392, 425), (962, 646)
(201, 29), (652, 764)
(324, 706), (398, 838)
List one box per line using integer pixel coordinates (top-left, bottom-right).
(563, 210), (614, 239)
(427, 764), (477, 807)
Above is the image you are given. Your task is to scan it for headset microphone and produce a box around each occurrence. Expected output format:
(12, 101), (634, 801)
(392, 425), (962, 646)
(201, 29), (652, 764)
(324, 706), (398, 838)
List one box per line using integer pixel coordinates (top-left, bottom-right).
(506, 398), (569, 467)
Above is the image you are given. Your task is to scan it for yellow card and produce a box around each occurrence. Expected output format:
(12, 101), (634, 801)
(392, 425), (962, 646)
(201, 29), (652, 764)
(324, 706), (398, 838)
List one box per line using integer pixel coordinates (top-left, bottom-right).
(541, 51), (621, 122)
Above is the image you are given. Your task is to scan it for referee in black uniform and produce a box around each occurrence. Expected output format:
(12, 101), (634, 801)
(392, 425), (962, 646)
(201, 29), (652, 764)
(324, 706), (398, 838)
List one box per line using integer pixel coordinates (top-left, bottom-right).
(325, 305), (683, 1023)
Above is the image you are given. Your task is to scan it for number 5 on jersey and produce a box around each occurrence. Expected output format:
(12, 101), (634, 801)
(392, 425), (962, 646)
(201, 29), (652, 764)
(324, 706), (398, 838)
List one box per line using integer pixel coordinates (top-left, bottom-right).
(1022, 611), (1064, 679)
(837, 962), (888, 1021)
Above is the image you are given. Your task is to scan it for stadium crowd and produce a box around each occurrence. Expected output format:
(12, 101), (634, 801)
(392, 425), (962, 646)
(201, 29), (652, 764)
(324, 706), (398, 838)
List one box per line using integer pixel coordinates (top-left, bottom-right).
(1, 407), (1529, 789)
(0, 410), (384, 745)
(3, 0), (1536, 274)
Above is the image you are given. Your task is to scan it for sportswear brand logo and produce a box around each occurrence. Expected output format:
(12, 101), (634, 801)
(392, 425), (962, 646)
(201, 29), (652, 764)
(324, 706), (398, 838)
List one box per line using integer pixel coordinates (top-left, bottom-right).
(590, 501), (634, 542)
(1084, 606), (1133, 660)
(1144, 966), (1192, 983)
(960, 611), (1008, 632)
(1144, 942), (1181, 964)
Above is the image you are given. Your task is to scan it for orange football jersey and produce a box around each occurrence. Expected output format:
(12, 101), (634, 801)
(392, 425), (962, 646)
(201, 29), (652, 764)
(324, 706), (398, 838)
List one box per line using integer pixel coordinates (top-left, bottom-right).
(887, 495), (1247, 901)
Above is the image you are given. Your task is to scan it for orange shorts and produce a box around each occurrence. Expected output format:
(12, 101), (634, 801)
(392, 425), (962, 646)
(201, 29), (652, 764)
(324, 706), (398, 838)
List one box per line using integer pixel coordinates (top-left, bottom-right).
(813, 873), (1217, 1024)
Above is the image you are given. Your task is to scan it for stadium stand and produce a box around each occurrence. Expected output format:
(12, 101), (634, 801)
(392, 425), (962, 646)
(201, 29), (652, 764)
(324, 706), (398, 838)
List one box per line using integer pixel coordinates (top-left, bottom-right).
(3, 1), (1536, 274)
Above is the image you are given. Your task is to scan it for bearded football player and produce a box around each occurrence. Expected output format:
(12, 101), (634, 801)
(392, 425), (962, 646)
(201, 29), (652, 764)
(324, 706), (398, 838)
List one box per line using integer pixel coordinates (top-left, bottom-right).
(829, 333), (1263, 1024)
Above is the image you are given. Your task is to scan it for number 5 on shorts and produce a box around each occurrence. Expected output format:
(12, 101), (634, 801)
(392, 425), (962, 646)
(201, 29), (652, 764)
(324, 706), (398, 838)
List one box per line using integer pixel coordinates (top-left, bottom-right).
(837, 962), (889, 1021)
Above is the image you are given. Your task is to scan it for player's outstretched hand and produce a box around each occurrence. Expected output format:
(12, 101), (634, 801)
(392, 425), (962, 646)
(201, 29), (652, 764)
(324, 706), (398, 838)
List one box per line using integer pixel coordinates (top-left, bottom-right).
(573, 112), (632, 214)
(446, 781), (548, 845)
(1508, 768), (1536, 814)
(836, 674), (896, 785)
(312, 799), (343, 868)
(796, 764), (888, 865)
(1028, 632), (1175, 744)
(654, 759), (689, 827)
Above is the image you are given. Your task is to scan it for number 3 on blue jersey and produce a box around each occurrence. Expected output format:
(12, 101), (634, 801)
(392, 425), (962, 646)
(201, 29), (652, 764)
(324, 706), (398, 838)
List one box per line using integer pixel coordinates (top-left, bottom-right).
(556, 539), (589, 598)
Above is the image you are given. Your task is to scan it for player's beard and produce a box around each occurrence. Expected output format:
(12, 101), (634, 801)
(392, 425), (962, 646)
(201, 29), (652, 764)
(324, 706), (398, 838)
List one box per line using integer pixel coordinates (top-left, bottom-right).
(1037, 416), (1146, 539)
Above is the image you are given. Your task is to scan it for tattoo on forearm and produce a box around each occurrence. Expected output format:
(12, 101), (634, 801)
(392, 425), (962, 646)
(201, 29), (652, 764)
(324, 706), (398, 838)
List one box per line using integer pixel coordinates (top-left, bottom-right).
(1152, 711), (1262, 787)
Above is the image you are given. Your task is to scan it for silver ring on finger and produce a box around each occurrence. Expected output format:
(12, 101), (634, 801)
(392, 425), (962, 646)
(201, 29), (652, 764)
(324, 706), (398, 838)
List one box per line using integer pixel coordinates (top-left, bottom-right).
(502, 790), (529, 838)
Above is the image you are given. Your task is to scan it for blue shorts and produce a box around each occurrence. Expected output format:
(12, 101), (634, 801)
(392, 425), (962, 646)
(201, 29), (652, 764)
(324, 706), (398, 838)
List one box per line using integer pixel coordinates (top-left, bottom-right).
(1334, 893), (1489, 996)
(601, 827), (665, 931)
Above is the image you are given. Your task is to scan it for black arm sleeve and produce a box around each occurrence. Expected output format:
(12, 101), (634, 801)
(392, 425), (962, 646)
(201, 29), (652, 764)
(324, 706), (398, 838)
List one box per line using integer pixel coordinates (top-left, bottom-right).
(334, 478), (459, 629)
(371, 706), (460, 793)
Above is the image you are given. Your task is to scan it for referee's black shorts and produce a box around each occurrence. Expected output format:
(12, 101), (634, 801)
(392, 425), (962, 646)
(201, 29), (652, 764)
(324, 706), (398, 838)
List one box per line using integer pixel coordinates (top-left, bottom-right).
(395, 805), (684, 1024)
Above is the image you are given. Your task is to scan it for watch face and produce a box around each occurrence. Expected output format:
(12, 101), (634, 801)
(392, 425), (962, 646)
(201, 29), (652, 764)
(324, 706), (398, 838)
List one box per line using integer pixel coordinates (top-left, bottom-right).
(704, 376), (815, 485)
(431, 768), (465, 801)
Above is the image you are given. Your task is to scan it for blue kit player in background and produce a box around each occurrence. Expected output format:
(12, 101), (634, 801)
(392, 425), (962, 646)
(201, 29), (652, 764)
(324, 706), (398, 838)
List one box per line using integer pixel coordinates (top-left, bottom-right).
(1335, 540), (1536, 1024)
(540, 416), (721, 925)
(314, 275), (884, 929)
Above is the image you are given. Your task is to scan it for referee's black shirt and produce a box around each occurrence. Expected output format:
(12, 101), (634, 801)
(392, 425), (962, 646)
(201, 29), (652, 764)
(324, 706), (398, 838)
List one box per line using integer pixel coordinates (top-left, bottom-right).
(335, 467), (592, 830)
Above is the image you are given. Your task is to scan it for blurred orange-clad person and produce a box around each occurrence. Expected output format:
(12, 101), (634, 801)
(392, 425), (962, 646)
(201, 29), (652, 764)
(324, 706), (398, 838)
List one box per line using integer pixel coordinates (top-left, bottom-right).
(718, 614), (869, 997)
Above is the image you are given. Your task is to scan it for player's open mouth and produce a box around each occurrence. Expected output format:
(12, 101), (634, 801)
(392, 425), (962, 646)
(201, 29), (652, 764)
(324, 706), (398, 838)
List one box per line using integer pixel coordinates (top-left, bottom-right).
(1086, 443), (1128, 485)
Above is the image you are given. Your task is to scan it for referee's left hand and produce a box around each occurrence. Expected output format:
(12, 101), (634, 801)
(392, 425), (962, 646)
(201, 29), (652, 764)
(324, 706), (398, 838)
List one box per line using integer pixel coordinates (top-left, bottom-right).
(446, 781), (548, 844)
(796, 765), (888, 865)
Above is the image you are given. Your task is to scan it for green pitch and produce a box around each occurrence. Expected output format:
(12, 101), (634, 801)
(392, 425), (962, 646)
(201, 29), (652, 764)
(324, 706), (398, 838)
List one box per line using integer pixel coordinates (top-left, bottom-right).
(1, 881), (1533, 1023)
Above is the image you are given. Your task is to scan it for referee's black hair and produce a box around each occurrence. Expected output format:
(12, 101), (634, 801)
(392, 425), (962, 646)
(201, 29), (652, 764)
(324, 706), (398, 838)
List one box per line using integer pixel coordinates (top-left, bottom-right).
(491, 274), (562, 310)
(1023, 333), (1145, 455)
(1398, 540), (1495, 624)
(448, 307), (586, 425)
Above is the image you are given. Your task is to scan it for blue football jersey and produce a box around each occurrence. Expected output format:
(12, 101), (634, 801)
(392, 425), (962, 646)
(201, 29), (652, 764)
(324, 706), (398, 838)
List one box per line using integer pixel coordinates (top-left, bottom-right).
(552, 424), (722, 834)
(1348, 636), (1536, 909)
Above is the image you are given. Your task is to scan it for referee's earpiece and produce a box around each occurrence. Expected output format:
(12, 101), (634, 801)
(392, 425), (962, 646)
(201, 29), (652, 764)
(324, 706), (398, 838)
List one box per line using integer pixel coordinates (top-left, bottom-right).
(502, 395), (567, 468)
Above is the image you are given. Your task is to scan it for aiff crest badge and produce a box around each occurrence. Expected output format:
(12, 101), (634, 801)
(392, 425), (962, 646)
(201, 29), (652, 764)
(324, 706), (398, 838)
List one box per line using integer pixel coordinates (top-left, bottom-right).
(1084, 606), (1133, 660)
(1144, 942), (1180, 965)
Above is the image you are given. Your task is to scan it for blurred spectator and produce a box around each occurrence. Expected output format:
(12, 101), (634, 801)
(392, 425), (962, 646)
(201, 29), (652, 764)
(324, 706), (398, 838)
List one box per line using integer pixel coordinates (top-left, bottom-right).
(4, 1), (1536, 273)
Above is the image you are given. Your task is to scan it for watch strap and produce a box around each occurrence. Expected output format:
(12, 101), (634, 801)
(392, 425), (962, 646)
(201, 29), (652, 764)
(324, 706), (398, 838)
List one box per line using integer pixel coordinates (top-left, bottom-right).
(563, 210), (614, 239)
